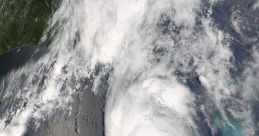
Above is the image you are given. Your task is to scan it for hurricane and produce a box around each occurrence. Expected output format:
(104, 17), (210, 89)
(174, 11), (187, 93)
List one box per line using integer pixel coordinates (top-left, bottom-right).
(0, 0), (259, 136)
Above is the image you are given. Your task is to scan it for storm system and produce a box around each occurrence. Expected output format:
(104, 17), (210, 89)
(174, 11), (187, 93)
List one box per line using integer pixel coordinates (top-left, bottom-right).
(0, 0), (259, 136)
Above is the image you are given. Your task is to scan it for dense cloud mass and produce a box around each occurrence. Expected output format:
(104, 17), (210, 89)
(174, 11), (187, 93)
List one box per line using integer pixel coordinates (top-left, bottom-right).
(0, 0), (259, 136)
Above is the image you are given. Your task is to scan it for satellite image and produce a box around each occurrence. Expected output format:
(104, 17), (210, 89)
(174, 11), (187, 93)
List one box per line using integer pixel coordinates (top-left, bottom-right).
(0, 0), (259, 136)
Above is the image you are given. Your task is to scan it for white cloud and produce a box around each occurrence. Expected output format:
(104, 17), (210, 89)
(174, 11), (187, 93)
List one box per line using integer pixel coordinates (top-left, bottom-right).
(253, 0), (259, 10)
(105, 77), (195, 136)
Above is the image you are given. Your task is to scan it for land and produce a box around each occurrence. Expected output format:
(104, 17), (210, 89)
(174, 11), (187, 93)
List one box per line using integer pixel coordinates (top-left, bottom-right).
(0, 0), (59, 54)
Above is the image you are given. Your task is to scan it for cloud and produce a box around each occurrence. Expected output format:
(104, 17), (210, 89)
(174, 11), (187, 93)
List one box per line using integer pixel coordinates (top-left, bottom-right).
(253, 0), (259, 10)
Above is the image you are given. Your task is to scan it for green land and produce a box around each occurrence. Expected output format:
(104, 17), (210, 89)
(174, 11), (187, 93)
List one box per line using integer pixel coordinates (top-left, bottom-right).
(0, 0), (59, 55)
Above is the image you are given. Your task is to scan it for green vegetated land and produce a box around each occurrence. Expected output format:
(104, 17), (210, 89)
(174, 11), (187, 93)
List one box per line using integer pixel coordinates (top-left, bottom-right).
(0, 0), (60, 54)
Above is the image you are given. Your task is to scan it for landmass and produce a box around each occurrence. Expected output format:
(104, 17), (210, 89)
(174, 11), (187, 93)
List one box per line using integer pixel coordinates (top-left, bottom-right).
(0, 0), (59, 54)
